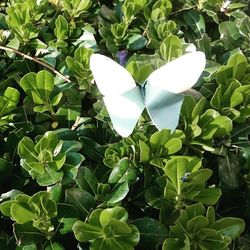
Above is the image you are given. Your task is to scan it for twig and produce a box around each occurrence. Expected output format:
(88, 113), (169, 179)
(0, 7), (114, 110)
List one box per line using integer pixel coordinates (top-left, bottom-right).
(0, 45), (71, 83)
(170, 5), (198, 15)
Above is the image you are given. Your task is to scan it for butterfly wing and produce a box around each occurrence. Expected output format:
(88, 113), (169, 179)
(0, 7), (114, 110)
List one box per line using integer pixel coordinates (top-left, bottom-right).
(146, 51), (206, 93)
(90, 54), (145, 137)
(145, 85), (184, 131)
(90, 54), (136, 95)
(103, 87), (144, 137)
(145, 51), (206, 130)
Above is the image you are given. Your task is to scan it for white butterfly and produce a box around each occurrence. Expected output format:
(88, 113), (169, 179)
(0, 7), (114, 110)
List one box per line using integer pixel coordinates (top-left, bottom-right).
(90, 51), (206, 137)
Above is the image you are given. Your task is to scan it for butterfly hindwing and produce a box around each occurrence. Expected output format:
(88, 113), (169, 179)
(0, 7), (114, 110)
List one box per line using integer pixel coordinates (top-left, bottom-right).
(103, 87), (144, 137)
(145, 85), (184, 131)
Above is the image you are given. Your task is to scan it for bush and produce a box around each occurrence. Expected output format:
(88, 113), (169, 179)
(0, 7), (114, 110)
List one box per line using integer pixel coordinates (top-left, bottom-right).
(0, 0), (249, 249)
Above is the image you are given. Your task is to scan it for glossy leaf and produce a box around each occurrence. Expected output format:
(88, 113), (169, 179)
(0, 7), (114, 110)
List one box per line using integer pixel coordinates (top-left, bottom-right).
(213, 218), (245, 239)
(160, 35), (182, 62)
(65, 188), (96, 218)
(183, 10), (206, 37)
(132, 218), (168, 249)
(76, 166), (98, 195)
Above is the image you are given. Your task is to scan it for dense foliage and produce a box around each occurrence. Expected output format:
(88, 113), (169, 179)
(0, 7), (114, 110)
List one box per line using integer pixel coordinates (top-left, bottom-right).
(0, 0), (250, 249)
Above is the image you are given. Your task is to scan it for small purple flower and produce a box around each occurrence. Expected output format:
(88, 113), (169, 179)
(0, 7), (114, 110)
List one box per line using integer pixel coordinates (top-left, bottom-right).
(117, 50), (128, 66)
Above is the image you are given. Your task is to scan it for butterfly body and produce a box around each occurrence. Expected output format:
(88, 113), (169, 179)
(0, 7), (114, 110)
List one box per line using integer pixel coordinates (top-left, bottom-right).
(90, 52), (206, 137)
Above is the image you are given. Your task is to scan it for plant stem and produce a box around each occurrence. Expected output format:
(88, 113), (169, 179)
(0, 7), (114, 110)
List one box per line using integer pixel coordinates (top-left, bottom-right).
(0, 45), (71, 83)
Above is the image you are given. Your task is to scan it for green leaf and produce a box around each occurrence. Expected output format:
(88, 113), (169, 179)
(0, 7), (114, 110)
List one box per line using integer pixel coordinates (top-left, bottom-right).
(227, 53), (248, 80)
(106, 181), (129, 204)
(18, 137), (37, 162)
(150, 129), (170, 151)
(150, 0), (172, 21)
(162, 238), (187, 250)
(238, 16), (250, 42)
(36, 166), (63, 186)
(100, 207), (128, 226)
(132, 218), (168, 249)
(210, 86), (222, 109)
(97, 219), (140, 250)
(197, 33), (211, 57)
(199, 228), (231, 249)
(45, 242), (65, 250)
(183, 10), (206, 37)
(193, 188), (222, 205)
(14, 222), (47, 246)
(0, 87), (20, 117)
(219, 21), (241, 49)
(188, 169), (212, 184)
(36, 70), (54, 102)
(181, 95), (197, 122)
(19, 70), (58, 112)
(206, 206), (215, 227)
(99, 5), (117, 22)
(213, 218), (245, 239)
(216, 65), (233, 85)
(160, 35), (182, 62)
(51, 92), (63, 106)
(35, 131), (58, 153)
(19, 73), (40, 100)
(0, 200), (16, 217)
(11, 203), (37, 224)
(5, 37), (20, 58)
(65, 188), (96, 218)
(164, 138), (182, 155)
(127, 34), (147, 50)
(145, 184), (165, 209)
(164, 157), (188, 192)
(76, 166), (98, 195)
(108, 158), (137, 184)
(170, 203), (206, 236)
(139, 140), (150, 162)
(191, 97), (206, 120)
(62, 0), (92, 17)
(54, 15), (68, 40)
(72, 220), (102, 242)
(48, 183), (62, 202)
(187, 216), (209, 234)
(210, 116), (232, 136)
(218, 150), (240, 189)
(231, 123), (250, 147)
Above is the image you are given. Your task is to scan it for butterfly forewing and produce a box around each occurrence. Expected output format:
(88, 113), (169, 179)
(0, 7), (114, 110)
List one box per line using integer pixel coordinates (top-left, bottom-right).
(147, 51), (206, 94)
(145, 85), (184, 131)
(90, 54), (136, 95)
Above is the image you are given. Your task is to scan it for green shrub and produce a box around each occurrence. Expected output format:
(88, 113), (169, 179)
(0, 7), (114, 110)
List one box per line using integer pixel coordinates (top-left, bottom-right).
(0, 0), (249, 249)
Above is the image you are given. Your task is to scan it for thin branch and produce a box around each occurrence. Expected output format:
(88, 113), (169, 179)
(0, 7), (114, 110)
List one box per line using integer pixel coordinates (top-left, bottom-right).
(0, 45), (71, 83)
(170, 5), (198, 15)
